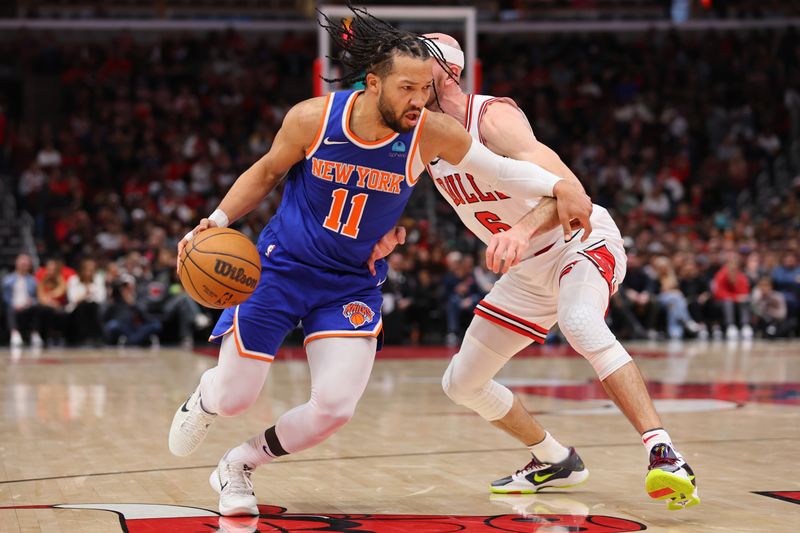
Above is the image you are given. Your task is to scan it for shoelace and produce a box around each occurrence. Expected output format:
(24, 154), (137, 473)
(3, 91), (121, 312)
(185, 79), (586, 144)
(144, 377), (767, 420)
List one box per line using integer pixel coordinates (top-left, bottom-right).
(180, 401), (215, 444)
(516, 456), (550, 476)
(649, 446), (680, 470)
(225, 463), (255, 495)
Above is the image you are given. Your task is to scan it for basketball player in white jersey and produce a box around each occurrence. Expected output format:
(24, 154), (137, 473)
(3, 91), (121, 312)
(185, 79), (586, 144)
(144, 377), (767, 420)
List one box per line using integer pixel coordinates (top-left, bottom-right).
(371, 34), (699, 510)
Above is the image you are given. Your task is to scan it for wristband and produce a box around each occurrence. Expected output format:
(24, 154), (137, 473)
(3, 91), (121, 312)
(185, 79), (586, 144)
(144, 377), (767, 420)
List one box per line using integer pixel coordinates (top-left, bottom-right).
(208, 208), (229, 228)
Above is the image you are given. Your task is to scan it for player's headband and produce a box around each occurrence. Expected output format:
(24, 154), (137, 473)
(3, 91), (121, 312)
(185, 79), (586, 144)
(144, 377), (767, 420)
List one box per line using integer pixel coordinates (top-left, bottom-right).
(423, 39), (465, 69)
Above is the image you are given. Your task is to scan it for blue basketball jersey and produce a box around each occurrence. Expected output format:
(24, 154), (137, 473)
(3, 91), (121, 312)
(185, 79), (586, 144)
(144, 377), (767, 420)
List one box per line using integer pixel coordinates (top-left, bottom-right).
(266, 90), (425, 273)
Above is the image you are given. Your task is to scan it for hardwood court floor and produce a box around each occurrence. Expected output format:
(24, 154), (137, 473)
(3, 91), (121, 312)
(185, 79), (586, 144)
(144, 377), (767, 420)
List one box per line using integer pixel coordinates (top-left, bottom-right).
(1, 340), (799, 532)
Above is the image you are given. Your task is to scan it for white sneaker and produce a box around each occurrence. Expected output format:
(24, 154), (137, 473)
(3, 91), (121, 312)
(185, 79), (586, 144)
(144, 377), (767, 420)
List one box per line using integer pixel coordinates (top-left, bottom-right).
(10, 330), (23, 348)
(31, 332), (44, 349)
(741, 324), (754, 340)
(168, 385), (216, 457)
(725, 325), (739, 340)
(210, 455), (259, 516)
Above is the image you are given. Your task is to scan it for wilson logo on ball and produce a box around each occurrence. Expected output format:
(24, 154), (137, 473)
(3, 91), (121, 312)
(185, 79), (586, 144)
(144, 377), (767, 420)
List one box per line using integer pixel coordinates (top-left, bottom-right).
(214, 259), (258, 289)
(342, 301), (374, 328)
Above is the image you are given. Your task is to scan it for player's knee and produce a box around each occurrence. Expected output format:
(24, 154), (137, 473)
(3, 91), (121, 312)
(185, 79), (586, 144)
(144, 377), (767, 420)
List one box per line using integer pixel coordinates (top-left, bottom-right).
(312, 392), (359, 431)
(214, 389), (258, 417)
(558, 302), (615, 353)
(442, 355), (478, 405)
(557, 303), (631, 379)
(442, 355), (512, 421)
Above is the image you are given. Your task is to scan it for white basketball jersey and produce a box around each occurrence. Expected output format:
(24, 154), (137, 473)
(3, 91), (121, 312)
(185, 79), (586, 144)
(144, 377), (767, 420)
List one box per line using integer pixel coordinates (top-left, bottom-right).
(427, 94), (562, 257)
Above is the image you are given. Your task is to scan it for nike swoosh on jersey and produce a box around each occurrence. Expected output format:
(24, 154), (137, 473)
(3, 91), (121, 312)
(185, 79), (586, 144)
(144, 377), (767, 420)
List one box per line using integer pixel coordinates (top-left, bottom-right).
(323, 137), (348, 145)
(180, 398), (190, 412)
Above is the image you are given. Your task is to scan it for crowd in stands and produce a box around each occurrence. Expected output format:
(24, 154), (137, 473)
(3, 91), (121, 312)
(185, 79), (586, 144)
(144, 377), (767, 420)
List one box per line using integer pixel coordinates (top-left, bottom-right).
(1, 26), (799, 348)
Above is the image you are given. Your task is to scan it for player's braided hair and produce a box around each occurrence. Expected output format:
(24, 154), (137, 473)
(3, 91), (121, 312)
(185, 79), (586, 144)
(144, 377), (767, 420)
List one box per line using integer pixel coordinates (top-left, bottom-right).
(317, 1), (459, 90)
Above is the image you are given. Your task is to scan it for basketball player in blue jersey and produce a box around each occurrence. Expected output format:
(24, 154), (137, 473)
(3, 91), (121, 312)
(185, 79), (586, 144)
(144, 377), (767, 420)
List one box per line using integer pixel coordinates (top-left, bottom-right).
(167, 6), (592, 517)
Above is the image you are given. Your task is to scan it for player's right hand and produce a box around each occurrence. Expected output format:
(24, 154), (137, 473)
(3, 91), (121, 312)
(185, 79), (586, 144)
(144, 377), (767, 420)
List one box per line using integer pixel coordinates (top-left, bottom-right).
(366, 226), (406, 276)
(486, 224), (529, 274)
(176, 218), (218, 274)
(553, 179), (593, 242)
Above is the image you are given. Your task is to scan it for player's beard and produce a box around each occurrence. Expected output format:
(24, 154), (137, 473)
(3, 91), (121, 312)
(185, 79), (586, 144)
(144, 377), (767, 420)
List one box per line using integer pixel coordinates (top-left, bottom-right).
(377, 92), (415, 134)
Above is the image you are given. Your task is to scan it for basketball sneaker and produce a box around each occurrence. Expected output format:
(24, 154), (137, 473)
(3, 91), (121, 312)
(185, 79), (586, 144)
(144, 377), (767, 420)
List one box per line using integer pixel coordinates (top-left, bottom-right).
(168, 385), (216, 457)
(645, 443), (700, 510)
(210, 455), (259, 516)
(490, 448), (589, 494)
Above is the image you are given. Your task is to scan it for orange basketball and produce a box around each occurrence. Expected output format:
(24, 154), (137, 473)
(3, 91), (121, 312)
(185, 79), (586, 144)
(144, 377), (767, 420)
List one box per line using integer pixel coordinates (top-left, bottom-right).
(178, 227), (261, 309)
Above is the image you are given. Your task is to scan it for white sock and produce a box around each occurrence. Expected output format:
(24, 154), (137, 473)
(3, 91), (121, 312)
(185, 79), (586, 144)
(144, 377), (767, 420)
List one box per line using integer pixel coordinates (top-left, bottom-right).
(528, 431), (570, 464)
(642, 428), (677, 455)
(224, 430), (275, 468)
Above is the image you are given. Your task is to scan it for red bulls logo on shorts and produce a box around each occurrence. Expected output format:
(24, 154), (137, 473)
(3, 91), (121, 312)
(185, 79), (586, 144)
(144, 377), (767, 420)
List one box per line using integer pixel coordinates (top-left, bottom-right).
(343, 301), (375, 328)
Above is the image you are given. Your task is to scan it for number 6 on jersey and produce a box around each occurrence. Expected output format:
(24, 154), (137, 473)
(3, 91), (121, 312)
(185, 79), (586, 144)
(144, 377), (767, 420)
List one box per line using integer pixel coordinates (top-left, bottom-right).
(323, 188), (368, 239)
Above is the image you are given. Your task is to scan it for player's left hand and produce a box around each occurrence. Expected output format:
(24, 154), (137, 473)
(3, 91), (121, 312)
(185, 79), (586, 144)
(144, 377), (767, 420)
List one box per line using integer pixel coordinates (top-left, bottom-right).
(553, 179), (593, 242)
(486, 225), (530, 274)
(367, 226), (407, 276)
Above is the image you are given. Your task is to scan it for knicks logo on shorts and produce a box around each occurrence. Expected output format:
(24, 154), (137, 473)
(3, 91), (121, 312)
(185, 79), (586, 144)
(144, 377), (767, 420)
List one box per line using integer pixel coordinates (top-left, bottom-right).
(342, 301), (375, 329)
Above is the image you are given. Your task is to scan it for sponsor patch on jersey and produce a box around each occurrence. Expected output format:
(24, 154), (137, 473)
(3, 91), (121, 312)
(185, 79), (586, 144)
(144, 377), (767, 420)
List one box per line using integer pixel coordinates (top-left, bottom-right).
(342, 301), (375, 328)
(391, 140), (407, 153)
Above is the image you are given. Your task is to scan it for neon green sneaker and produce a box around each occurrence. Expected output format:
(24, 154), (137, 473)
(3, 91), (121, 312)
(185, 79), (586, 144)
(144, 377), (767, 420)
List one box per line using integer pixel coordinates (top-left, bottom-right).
(490, 448), (589, 494)
(646, 443), (700, 510)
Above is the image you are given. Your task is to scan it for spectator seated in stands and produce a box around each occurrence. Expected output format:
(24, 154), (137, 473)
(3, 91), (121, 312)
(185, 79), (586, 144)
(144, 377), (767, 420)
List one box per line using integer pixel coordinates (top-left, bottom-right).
(36, 258), (70, 346)
(138, 247), (210, 348)
(678, 259), (715, 339)
(443, 252), (484, 346)
(752, 277), (795, 339)
(712, 255), (753, 340)
(616, 250), (659, 339)
(652, 256), (702, 340)
(103, 274), (162, 347)
(66, 258), (106, 346)
(2, 253), (43, 349)
(772, 252), (800, 298)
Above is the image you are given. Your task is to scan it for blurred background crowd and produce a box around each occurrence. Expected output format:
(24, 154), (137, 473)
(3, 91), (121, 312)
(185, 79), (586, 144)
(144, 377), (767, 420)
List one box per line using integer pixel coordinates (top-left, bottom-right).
(0, 5), (799, 348)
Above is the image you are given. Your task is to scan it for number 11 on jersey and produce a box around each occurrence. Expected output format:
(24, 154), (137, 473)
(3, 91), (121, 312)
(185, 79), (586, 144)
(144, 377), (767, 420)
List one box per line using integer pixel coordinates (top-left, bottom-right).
(323, 188), (368, 239)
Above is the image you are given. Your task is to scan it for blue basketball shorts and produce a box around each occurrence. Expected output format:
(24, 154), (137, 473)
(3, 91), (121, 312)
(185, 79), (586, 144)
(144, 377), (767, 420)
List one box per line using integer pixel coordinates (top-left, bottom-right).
(209, 230), (387, 362)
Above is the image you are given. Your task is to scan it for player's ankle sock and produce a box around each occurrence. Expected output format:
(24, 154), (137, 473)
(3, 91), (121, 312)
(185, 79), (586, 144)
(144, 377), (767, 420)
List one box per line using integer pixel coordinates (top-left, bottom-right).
(226, 426), (289, 467)
(642, 427), (679, 456)
(528, 431), (570, 463)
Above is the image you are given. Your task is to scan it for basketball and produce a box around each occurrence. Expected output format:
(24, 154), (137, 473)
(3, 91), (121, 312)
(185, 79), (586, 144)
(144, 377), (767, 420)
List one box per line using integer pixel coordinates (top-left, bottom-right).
(178, 227), (261, 309)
